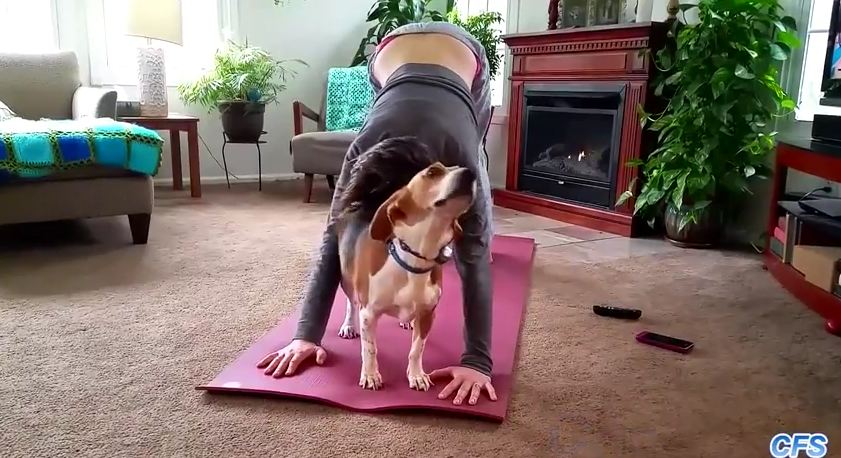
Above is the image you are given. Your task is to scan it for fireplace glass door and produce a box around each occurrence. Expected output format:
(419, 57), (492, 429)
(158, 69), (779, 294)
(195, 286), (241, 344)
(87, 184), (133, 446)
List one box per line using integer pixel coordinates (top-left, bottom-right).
(522, 107), (615, 183)
(518, 83), (625, 209)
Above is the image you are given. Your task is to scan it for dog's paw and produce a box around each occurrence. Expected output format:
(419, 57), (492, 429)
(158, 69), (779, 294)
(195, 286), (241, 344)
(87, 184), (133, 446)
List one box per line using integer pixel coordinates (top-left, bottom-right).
(407, 371), (432, 391)
(359, 370), (383, 390)
(399, 321), (414, 330)
(338, 324), (359, 339)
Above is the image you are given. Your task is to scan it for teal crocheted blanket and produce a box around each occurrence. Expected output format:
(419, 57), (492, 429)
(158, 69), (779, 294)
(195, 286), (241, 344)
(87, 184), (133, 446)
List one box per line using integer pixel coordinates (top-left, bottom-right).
(0, 117), (163, 182)
(324, 66), (374, 133)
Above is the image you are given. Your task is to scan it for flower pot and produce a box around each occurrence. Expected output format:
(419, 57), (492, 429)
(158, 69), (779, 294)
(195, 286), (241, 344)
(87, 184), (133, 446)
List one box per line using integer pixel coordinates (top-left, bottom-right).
(664, 202), (723, 248)
(218, 101), (265, 142)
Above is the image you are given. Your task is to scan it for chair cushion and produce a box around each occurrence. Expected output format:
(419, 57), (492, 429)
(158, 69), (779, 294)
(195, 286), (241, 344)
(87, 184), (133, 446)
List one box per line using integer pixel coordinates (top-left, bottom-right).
(291, 130), (356, 176)
(324, 66), (374, 132)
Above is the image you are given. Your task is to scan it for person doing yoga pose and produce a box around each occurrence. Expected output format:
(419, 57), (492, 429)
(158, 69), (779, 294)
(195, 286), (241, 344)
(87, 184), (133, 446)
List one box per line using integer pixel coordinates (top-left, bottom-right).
(257, 22), (496, 407)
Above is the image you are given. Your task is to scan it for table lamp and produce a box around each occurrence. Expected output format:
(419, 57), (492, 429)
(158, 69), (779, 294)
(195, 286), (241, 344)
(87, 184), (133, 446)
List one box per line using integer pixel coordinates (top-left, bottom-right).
(125, 0), (183, 117)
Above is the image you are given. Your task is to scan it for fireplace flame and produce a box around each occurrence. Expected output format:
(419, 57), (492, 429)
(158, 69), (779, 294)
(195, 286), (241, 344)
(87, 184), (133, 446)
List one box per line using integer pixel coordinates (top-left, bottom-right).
(578, 150), (586, 161)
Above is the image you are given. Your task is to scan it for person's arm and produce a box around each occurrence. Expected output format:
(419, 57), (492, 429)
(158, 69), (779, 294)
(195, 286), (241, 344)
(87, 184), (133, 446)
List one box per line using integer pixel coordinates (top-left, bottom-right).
(293, 143), (360, 344)
(452, 165), (495, 376)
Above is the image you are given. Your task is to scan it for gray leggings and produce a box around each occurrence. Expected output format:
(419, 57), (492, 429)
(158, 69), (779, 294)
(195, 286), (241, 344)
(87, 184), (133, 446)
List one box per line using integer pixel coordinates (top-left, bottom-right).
(294, 24), (495, 376)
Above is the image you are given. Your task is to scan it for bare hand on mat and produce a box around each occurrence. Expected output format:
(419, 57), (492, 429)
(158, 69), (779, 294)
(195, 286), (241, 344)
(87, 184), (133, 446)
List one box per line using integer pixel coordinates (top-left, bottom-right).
(430, 366), (497, 406)
(256, 339), (327, 377)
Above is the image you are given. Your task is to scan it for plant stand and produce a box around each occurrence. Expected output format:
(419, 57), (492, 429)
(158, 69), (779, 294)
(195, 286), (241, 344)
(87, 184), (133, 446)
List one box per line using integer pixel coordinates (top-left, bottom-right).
(222, 131), (266, 191)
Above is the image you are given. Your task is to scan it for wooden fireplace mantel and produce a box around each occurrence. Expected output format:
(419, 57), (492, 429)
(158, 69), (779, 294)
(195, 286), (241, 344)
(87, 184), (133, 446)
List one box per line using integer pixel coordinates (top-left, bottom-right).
(494, 22), (670, 237)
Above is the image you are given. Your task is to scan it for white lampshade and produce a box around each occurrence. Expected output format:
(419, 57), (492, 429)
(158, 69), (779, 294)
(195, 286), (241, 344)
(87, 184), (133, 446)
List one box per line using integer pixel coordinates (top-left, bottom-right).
(125, 0), (183, 46)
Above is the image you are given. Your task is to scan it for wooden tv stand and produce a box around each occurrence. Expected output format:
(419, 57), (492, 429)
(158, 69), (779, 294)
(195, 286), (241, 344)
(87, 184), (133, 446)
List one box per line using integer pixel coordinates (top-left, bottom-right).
(765, 128), (841, 336)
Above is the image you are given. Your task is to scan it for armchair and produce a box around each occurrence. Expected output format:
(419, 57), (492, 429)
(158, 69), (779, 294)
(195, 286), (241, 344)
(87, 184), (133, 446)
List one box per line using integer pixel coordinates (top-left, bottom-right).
(290, 98), (357, 203)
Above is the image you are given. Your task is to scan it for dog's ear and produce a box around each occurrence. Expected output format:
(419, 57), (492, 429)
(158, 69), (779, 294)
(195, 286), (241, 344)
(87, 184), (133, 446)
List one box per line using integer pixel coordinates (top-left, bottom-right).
(370, 191), (406, 241)
(451, 218), (464, 241)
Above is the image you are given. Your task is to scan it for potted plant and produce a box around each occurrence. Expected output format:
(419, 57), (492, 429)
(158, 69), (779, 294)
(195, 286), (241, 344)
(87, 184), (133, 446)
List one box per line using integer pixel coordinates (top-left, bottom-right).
(351, 0), (455, 66)
(177, 41), (306, 142)
(617, 0), (799, 247)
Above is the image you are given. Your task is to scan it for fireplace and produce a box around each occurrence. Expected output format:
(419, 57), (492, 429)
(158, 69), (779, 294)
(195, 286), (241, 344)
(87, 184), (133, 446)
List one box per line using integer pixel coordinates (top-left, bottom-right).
(518, 83), (625, 209)
(494, 22), (669, 237)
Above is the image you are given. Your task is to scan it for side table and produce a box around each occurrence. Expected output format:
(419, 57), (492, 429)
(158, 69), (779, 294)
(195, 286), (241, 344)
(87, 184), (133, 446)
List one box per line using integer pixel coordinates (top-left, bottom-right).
(119, 114), (202, 198)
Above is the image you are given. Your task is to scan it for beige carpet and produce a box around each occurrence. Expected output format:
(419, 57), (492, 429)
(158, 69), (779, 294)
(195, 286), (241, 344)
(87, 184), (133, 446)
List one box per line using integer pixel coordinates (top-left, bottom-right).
(1, 181), (839, 458)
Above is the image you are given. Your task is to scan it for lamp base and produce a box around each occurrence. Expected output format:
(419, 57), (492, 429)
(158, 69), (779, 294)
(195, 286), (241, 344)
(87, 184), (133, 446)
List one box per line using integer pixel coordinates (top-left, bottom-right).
(136, 46), (168, 117)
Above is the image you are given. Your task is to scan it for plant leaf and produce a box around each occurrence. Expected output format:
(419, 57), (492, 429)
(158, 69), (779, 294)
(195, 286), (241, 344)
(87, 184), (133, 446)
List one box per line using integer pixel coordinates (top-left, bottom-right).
(777, 30), (800, 49)
(744, 165), (756, 178)
(769, 43), (788, 61)
(678, 213), (691, 233)
(616, 190), (634, 206)
(664, 71), (682, 86)
(781, 16), (797, 31)
(693, 200), (712, 211)
(735, 65), (755, 79)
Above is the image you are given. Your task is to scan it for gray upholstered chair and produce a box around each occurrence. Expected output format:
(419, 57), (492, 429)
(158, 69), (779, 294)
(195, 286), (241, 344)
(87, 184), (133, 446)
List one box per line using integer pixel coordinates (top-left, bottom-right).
(0, 51), (154, 244)
(290, 95), (356, 203)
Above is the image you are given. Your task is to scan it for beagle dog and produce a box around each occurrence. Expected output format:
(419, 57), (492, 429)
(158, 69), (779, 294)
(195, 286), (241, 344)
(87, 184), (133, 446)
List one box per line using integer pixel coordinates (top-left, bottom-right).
(334, 137), (476, 391)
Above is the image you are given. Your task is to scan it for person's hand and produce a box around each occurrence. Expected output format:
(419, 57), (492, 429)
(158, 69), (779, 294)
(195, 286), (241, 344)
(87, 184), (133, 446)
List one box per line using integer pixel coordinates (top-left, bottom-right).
(256, 339), (327, 378)
(429, 366), (497, 406)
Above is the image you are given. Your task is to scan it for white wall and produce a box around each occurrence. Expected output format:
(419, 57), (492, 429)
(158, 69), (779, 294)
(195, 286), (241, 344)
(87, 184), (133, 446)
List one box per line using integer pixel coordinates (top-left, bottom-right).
(163, 0), (372, 184)
(62, 0), (373, 185)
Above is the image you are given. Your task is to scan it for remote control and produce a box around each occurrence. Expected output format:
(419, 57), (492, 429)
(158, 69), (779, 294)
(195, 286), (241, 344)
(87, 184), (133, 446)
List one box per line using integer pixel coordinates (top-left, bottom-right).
(593, 305), (642, 320)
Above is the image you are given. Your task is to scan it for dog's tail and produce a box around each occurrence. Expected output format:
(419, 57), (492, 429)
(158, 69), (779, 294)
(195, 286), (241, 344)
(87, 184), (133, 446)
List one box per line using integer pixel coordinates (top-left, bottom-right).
(339, 136), (435, 218)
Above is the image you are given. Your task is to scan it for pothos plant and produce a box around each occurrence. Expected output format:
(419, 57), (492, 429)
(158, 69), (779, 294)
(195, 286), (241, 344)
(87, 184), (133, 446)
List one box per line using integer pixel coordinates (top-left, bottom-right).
(351, 0), (455, 67)
(616, 0), (800, 232)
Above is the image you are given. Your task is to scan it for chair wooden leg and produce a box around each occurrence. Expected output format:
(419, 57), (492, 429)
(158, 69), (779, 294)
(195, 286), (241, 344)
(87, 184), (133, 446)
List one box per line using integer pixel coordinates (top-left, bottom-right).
(326, 175), (335, 192)
(128, 213), (151, 245)
(303, 174), (314, 203)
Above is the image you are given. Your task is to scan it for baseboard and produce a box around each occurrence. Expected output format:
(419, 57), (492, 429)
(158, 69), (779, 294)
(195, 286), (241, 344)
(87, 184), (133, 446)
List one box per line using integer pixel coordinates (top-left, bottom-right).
(153, 173), (301, 186)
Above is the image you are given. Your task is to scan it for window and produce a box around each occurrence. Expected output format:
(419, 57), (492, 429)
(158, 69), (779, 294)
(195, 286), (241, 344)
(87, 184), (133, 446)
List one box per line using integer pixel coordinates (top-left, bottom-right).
(795, 0), (839, 120)
(86, 0), (232, 86)
(0, 0), (58, 53)
(455, 0), (508, 107)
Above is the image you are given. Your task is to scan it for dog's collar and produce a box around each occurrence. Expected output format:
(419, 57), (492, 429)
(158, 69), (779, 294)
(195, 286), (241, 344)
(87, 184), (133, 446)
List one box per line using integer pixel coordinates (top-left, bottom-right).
(387, 238), (453, 275)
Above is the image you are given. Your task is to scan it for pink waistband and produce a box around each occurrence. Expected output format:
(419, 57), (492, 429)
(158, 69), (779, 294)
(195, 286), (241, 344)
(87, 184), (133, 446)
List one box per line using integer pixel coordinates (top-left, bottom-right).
(376, 36), (482, 77)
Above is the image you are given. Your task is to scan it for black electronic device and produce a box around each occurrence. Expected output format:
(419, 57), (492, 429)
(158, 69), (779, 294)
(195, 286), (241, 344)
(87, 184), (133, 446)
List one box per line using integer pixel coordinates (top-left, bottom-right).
(799, 198), (841, 218)
(812, 0), (841, 143)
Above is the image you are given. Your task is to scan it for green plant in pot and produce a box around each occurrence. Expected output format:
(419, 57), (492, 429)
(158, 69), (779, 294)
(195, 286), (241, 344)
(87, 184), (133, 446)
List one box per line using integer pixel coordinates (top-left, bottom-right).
(617, 0), (799, 248)
(351, 0), (455, 66)
(177, 41), (306, 142)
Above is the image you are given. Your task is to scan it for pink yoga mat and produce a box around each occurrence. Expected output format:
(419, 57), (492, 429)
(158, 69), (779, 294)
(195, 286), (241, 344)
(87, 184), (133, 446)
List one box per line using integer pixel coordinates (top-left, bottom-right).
(197, 235), (535, 422)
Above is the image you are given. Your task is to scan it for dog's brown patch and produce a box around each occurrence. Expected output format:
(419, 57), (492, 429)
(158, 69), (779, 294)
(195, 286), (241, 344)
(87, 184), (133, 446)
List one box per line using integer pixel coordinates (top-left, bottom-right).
(370, 189), (427, 241)
(352, 236), (389, 307)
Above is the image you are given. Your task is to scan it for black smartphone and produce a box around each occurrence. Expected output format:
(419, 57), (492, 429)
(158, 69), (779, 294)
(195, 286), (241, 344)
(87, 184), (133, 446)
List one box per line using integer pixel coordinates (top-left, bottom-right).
(635, 331), (694, 354)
